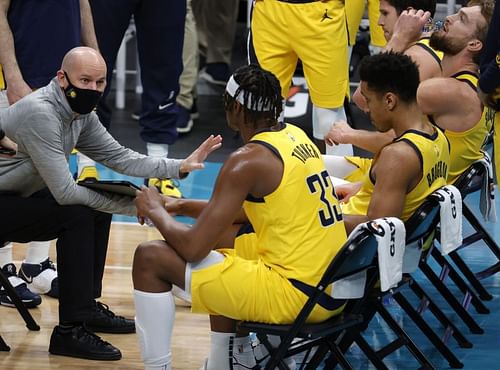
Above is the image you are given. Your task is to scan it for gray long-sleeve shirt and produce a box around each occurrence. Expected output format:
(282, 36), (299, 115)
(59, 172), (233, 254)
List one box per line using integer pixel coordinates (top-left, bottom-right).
(0, 78), (183, 215)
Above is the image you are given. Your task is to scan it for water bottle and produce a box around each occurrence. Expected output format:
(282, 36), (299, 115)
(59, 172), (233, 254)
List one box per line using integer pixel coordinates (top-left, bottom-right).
(422, 18), (444, 33)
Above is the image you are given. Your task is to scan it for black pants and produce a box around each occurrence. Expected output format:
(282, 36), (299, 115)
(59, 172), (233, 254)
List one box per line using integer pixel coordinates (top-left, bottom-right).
(0, 189), (112, 323)
(90, 0), (186, 145)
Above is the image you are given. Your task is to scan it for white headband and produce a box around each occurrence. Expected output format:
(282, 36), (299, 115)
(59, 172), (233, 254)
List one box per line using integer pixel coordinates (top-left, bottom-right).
(225, 75), (272, 112)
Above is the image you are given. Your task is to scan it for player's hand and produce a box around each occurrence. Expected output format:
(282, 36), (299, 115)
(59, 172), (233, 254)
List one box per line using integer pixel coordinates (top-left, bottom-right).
(179, 134), (223, 174)
(325, 121), (355, 146)
(390, 8), (431, 50)
(162, 195), (182, 216)
(134, 185), (165, 224)
(6, 78), (32, 105)
(335, 181), (362, 203)
(0, 135), (18, 158)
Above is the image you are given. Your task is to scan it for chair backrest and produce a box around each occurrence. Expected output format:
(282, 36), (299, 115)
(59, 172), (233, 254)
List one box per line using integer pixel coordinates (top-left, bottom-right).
(289, 226), (380, 314)
(322, 227), (380, 288)
(453, 161), (486, 199)
(404, 194), (441, 245)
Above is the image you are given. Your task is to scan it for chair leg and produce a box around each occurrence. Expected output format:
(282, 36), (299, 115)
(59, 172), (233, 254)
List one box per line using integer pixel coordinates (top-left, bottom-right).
(0, 334), (10, 351)
(0, 271), (40, 331)
(350, 332), (389, 370)
(448, 250), (493, 301)
(431, 249), (490, 313)
(419, 261), (484, 334)
(463, 204), (500, 260)
(476, 261), (500, 280)
(393, 292), (464, 368)
(410, 280), (472, 348)
(375, 301), (437, 370)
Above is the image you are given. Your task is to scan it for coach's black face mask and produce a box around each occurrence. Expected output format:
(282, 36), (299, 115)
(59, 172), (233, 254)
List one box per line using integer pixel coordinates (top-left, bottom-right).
(63, 72), (102, 114)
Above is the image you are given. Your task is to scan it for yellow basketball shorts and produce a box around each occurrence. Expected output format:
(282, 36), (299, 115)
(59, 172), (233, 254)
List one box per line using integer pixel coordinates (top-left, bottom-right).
(345, 0), (386, 47)
(344, 156), (373, 182)
(190, 234), (342, 324)
(251, 0), (348, 108)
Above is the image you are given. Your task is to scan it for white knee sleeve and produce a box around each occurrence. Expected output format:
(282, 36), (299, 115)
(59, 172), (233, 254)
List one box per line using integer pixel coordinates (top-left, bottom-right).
(312, 105), (353, 156)
(134, 290), (175, 370)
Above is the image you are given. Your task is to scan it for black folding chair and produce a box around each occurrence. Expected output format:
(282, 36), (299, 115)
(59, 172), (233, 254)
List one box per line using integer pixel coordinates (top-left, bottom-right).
(334, 196), (443, 370)
(337, 190), (475, 369)
(446, 160), (500, 301)
(0, 243), (40, 351)
(390, 194), (470, 369)
(238, 223), (381, 370)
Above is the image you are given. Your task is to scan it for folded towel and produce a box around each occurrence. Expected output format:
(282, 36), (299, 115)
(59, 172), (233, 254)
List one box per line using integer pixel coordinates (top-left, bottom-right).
(333, 217), (406, 297)
(478, 151), (497, 222)
(434, 185), (463, 254)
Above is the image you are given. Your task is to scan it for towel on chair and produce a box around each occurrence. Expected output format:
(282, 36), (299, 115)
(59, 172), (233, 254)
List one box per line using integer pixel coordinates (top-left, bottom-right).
(434, 185), (463, 254)
(478, 151), (497, 223)
(372, 217), (406, 291)
(333, 217), (406, 297)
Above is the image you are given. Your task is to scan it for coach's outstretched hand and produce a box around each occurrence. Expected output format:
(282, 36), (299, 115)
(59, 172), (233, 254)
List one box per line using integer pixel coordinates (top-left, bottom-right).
(179, 135), (222, 175)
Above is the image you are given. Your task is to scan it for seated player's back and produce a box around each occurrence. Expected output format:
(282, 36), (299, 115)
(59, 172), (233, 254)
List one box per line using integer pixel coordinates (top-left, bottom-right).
(244, 123), (347, 286)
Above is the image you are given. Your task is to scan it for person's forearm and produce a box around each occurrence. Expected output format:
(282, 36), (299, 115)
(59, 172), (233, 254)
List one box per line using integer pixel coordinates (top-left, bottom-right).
(80, 0), (99, 50)
(348, 129), (394, 154)
(176, 199), (209, 218)
(0, 0), (24, 85)
(342, 214), (369, 235)
(176, 198), (248, 223)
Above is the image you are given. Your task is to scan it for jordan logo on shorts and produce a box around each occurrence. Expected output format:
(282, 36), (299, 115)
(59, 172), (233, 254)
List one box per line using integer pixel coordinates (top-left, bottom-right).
(321, 9), (332, 22)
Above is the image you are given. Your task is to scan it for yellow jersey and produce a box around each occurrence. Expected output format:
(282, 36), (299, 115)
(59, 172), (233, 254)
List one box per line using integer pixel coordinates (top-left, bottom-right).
(243, 123), (347, 286)
(342, 128), (450, 221)
(435, 71), (493, 183)
(191, 123), (348, 323)
(415, 37), (444, 70)
(0, 65), (4, 90)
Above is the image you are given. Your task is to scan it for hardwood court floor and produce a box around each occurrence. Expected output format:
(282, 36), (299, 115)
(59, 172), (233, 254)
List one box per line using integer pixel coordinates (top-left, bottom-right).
(1, 223), (210, 370)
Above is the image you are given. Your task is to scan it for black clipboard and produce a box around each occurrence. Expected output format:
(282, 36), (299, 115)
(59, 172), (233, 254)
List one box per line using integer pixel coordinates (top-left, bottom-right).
(78, 180), (141, 197)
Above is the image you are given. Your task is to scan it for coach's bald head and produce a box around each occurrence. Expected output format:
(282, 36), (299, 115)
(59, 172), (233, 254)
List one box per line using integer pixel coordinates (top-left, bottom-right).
(57, 47), (107, 93)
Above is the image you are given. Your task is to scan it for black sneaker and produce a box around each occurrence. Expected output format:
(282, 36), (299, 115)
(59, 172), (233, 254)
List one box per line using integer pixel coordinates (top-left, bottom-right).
(0, 263), (42, 308)
(84, 301), (135, 334)
(49, 324), (122, 361)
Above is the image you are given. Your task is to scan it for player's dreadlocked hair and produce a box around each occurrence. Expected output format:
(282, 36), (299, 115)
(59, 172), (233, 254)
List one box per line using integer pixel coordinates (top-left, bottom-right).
(223, 64), (283, 125)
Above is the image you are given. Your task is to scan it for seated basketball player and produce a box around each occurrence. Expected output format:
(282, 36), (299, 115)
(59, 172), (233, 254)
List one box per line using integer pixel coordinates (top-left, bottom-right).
(336, 52), (450, 233)
(132, 64), (348, 370)
(325, 1), (493, 186)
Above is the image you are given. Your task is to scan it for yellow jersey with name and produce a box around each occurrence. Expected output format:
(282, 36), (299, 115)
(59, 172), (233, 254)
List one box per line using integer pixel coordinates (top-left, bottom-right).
(243, 123), (347, 286)
(342, 128), (450, 221)
(437, 71), (493, 183)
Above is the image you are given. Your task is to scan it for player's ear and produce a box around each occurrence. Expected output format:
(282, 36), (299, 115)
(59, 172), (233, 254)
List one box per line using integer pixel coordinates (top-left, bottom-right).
(385, 92), (397, 111)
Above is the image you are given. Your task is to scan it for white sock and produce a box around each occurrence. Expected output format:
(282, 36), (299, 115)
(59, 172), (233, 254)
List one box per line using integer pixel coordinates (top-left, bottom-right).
(207, 331), (235, 370)
(134, 290), (175, 370)
(254, 335), (296, 370)
(77, 152), (96, 177)
(147, 142), (169, 158)
(232, 335), (256, 369)
(0, 243), (13, 267)
(24, 241), (51, 264)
